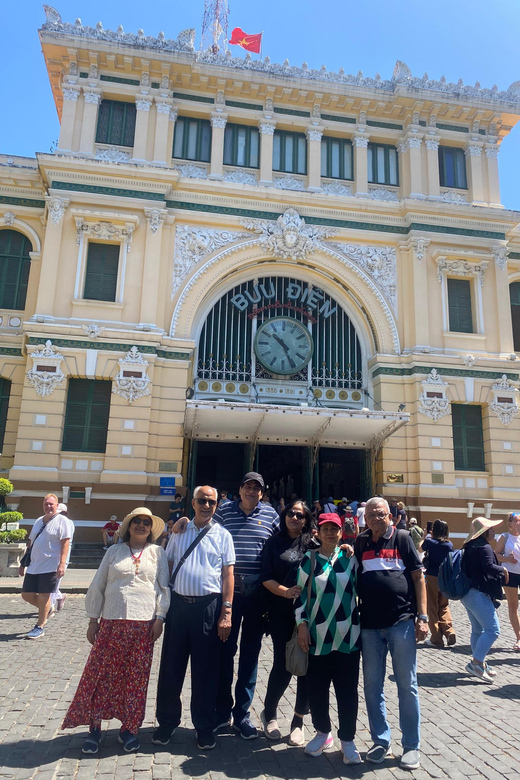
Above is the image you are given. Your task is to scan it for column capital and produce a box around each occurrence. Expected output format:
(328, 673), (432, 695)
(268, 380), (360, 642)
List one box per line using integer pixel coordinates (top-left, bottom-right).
(62, 86), (80, 102)
(155, 99), (173, 115)
(397, 135), (423, 154)
(425, 136), (441, 151)
(135, 97), (153, 112)
(144, 208), (168, 235)
(353, 133), (369, 148)
(46, 196), (70, 226)
(465, 142), (483, 157)
(485, 144), (500, 159)
(259, 121), (276, 135)
(211, 114), (228, 129)
(169, 106), (179, 122)
(491, 245), (508, 270)
(306, 127), (323, 142)
(84, 89), (102, 105)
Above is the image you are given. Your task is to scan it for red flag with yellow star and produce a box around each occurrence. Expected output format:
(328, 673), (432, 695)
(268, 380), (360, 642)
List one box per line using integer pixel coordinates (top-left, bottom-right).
(229, 27), (262, 54)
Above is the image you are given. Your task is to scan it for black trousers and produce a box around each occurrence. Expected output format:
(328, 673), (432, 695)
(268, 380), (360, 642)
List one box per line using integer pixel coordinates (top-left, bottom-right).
(156, 592), (221, 733)
(264, 609), (309, 721)
(307, 650), (360, 741)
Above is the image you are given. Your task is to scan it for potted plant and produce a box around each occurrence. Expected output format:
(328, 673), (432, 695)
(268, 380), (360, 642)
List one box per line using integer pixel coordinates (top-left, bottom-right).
(0, 479), (27, 576)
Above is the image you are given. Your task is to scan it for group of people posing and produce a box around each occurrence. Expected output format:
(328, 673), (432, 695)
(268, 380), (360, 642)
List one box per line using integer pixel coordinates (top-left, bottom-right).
(19, 478), (520, 769)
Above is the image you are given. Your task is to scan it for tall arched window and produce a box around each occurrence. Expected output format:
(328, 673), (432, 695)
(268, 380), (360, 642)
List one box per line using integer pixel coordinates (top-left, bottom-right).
(510, 282), (520, 352)
(0, 229), (32, 310)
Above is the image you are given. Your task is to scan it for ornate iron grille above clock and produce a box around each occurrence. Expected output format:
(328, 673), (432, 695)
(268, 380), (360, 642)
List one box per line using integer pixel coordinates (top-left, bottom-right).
(195, 277), (364, 408)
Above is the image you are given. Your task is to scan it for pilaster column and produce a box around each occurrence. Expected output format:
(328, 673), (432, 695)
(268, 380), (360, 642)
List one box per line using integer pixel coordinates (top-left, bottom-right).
(425, 137), (441, 197)
(353, 134), (369, 195)
(139, 209), (168, 326)
(152, 100), (174, 166)
(79, 90), (101, 156)
(132, 97), (152, 163)
(465, 142), (485, 205)
(491, 246), (514, 353)
(397, 135), (424, 198)
(399, 238), (431, 349)
(35, 197), (70, 318)
(485, 145), (501, 207)
(259, 121), (276, 186)
(209, 114), (227, 180)
(306, 127), (323, 192)
(58, 87), (81, 153)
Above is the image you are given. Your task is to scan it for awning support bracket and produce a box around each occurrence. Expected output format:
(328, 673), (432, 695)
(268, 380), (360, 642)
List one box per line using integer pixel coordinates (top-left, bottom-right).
(311, 417), (332, 469)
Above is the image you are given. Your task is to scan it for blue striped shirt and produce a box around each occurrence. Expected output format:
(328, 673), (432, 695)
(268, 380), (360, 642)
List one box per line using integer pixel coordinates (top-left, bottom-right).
(165, 520), (235, 597)
(214, 500), (279, 578)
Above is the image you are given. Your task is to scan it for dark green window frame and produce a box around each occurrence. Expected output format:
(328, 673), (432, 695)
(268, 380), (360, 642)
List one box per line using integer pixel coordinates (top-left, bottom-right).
(62, 379), (112, 453)
(447, 278), (473, 334)
(0, 377), (11, 451)
(172, 117), (212, 162)
(83, 242), (120, 303)
(223, 123), (259, 168)
(438, 146), (467, 189)
(321, 136), (353, 180)
(95, 99), (137, 148)
(367, 143), (399, 186)
(0, 229), (32, 310)
(510, 282), (520, 352)
(452, 404), (485, 472)
(273, 130), (307, 175)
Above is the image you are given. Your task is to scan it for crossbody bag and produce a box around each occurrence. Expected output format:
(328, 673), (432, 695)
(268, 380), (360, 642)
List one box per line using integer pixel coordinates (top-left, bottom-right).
(20, 519), (48, 569)
(169, 520), (214, 590)
(285, 550), (316, 676)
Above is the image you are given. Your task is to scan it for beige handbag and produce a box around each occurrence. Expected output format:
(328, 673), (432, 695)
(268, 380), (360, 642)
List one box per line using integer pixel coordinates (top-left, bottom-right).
(285, 551), (315, 676)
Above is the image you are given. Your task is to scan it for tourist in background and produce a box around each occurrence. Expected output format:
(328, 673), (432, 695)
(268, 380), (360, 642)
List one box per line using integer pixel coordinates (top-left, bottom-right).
(102, 515), (119, 549)
(494, 512), (520, 651)
(50, 503), (74, 614)
(461, 517), (507, 683)
(395, 502), (408, 530)
(408, 518), (424, 553)
(421, 519), (456, 648)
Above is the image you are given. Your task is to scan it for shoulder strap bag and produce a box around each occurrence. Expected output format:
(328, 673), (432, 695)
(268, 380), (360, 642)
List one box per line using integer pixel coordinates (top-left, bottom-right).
(169, 520), (214, 589)
(286, 550), (315, 677)
(20, 519), (48, 569)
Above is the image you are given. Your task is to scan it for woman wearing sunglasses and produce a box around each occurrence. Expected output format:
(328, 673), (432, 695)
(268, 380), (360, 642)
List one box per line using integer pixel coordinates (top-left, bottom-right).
(495, 512), (520, 651)
(260, 499), (318, 746)
(62, 507), (170, 754)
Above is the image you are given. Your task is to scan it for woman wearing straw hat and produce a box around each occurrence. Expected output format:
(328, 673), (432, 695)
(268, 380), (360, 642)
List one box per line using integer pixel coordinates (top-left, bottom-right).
(461, 516), (508, 683)
(62, 507), (170, 754)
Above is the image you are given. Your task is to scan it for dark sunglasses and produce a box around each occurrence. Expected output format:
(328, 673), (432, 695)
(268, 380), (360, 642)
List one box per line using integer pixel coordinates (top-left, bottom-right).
(196, 498), (217, 507)
(132, 517), (152, 527)
(287, 510), (305, 520)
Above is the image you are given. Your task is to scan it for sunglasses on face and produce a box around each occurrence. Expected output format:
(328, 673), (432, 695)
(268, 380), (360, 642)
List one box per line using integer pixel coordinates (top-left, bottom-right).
(196, 498), (217, 507)
(132, 517), (152, 527)
(287, 510), (305, 520)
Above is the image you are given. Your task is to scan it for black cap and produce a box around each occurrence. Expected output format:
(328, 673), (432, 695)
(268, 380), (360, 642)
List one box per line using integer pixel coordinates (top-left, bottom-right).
(240, 471), (265, 490)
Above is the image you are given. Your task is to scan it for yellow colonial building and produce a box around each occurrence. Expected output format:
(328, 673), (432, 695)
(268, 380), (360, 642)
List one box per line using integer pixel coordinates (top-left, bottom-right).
(2, 5), (520, 538)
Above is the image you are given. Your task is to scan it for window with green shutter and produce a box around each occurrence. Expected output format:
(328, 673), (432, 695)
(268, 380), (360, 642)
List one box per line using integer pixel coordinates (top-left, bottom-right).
(83, 243), (119, 302)
(0, 377), (11, 451)
(173, 117), (212, 162)
(438, 146), (467, 189)
(321, 136), (353, 180)
(368, 143), (399, 186)
(223, 123), (259, 168)
(452, 404), (485, 471)
(273, 130), (307, 174)
(0, 230), (32, 310)
(447, 278), (473, 333)
(510, 282), (520, 352)
(62, 379), (112, 453)
(95, 99), (137, 148)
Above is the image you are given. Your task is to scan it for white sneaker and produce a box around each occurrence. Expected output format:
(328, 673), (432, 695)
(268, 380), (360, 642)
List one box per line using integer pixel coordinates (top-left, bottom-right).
(288, 723), (305, 746)
(304, 731), (333, 756)
(341, 740), (362, 764)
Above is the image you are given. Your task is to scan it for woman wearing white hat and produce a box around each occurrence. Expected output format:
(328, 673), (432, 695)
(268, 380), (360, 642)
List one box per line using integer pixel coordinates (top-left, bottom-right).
(62, 507), (170, 754)
(461, 517), (508, 683)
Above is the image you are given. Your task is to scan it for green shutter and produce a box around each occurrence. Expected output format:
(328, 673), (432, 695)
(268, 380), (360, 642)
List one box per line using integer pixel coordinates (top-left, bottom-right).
(0, 377), (11, 451)
(172, 118), (212, 162)
(83, 243), (119, 302)
(447, 278), (473, 333)
(272, 130), (307, 174)
(452, 404), (485, 471)
(223, 123), (260, 168)
(439, 146), (467, 189)
(510, 283), (520, 351)
(0, 229), (32, 310)
(367, 143), (399, 186)
(62, 379), (111, 453)
(95, 100), (136, 147)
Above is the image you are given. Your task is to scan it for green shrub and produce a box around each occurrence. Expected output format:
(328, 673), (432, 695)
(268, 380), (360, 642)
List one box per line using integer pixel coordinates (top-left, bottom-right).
(0, 478), (13, 496)
(0, 528), (27, 544)
(0, 511), (23, 531)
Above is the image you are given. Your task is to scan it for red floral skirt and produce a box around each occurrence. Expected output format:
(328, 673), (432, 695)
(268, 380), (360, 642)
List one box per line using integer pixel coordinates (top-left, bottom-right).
(62, 618), (154, 734)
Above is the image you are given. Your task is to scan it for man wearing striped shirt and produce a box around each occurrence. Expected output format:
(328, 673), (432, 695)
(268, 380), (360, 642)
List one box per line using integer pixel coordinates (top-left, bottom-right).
(153, 485), (235, 751)
(213, 471), (279, 740)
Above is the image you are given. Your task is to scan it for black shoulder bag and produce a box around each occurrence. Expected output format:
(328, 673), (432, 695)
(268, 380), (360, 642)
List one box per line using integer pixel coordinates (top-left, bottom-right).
(169, 521), (214, 589)
(20, 521), (47, 569)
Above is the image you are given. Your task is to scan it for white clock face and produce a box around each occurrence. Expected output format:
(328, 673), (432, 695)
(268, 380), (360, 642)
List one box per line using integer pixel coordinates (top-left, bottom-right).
(254, 317), (313, 375)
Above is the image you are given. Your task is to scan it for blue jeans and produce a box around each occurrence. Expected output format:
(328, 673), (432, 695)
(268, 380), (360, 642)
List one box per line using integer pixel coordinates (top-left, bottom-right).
(362, 619), (420, 751)
(460, 588), (500, 663)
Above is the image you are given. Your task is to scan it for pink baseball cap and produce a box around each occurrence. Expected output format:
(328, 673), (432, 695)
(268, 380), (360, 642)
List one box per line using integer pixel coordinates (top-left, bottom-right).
(317, 513), (343, 529)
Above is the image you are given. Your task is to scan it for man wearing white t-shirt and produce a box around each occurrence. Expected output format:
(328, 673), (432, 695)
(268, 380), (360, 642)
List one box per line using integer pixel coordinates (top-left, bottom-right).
(19, 493), (71, 639)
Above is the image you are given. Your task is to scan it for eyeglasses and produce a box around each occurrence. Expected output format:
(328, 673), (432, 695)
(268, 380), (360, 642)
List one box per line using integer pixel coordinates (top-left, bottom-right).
(287, 510), (305, 520)
(196, 498), (217, 507)
(132, 517), (152, 527)
(366, 513), (389, 520)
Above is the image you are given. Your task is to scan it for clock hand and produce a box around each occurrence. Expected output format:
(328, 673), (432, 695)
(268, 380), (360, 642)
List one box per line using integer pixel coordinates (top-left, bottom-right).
(272, 333), (291, 354)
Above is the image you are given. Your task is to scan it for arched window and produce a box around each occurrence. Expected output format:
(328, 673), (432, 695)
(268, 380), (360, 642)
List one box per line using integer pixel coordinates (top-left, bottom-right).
(510, 282), (520, 352)
(0, 229), (32, 310)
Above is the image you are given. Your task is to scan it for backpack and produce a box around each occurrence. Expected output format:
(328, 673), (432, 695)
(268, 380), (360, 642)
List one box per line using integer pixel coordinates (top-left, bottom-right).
(343, 516), (356, 536)
(438, 549), (471, 600)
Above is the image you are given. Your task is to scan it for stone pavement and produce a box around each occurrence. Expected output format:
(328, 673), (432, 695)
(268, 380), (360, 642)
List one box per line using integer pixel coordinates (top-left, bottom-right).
(1, 595), (520, 780)
(0, 569), (95, 594)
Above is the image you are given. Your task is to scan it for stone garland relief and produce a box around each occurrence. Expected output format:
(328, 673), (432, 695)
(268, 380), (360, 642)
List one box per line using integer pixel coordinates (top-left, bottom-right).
(489, 375), (520, 426)
(26, 341), (65, 397)
(112, 346), (151, 403)
(75, 219), (134, 251)
(418, 369), (450, 422)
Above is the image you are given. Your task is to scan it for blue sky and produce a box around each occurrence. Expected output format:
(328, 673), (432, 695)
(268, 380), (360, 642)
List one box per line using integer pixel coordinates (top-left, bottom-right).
(1, 0), (519, 209)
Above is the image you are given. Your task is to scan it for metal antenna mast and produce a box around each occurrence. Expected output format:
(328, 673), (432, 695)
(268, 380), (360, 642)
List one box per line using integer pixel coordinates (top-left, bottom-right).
(200, 0), (230, 53)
